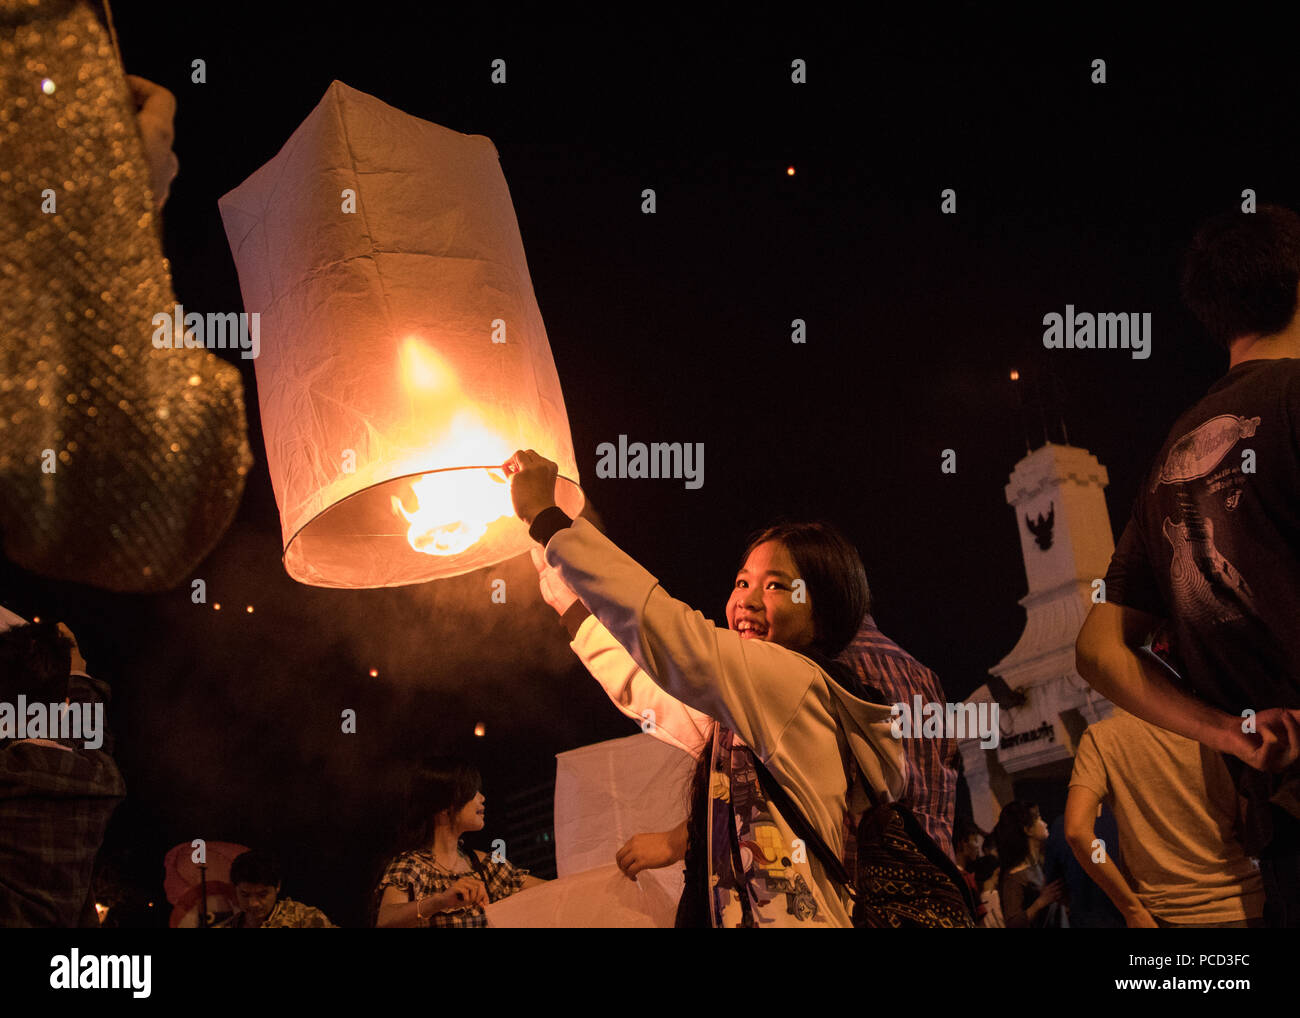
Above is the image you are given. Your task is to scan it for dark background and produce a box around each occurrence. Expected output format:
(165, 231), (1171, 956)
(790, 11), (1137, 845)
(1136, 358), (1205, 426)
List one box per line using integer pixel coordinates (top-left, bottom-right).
(4, 6), (1295, 926)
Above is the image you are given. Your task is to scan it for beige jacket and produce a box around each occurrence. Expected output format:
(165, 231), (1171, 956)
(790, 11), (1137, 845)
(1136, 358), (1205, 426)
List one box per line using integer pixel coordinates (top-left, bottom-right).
(546, 518), (907, 926)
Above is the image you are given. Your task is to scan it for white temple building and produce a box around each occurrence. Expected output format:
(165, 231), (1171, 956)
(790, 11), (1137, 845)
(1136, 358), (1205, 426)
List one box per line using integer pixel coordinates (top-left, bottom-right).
(959, 442), (1117, 832)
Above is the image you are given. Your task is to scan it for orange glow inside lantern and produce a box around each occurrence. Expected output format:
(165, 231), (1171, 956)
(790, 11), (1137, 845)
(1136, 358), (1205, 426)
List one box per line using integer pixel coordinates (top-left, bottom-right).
(219, 82), (583, 588)
(387, 339), (514, 557)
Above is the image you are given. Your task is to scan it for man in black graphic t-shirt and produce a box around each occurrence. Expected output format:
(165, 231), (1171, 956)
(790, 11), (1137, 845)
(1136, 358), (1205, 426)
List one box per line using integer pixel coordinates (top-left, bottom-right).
(1076, 205), (1300, 926)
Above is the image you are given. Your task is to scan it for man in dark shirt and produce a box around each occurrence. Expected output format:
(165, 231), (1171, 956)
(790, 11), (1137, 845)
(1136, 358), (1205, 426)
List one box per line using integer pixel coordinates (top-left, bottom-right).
(1076, 204), (1300, 926)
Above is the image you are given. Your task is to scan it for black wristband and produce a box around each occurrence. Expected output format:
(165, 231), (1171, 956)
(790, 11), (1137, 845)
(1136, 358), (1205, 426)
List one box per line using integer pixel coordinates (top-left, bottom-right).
(529, 505), (572, 545)
(561, 601), (592, 640)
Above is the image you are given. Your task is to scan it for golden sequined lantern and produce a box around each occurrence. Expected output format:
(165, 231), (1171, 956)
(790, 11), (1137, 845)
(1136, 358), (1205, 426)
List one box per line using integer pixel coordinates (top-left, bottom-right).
(219, 82), (583, 588)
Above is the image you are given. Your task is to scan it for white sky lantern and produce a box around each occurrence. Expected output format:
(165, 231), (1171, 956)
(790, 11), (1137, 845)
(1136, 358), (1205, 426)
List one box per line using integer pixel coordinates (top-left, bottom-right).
(219, 81), (583, 587)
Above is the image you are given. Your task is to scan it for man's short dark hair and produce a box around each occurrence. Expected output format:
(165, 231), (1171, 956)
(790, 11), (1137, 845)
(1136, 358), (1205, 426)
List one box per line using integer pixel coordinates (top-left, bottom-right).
(954, 816), (986, 848)
(230, 850), (281, 889)
(0, 621), (71, 703)
(1181, 204), (1300, 349)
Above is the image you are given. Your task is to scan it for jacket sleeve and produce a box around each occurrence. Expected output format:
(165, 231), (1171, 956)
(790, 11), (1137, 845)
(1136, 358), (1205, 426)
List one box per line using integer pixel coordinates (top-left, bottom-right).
(571, 613), (712, 759)
(544, 518), (826, 763)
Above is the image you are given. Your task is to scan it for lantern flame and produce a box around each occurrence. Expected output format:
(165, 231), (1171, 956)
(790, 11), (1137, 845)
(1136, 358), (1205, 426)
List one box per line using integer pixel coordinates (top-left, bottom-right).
(390, 337), (517, 556)
(391, 468), (512, 556)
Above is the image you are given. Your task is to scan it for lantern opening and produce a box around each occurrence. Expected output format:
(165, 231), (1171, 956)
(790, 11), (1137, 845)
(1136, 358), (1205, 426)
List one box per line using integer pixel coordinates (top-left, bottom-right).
(390, 467), (512, 557)
(283, 466), (583, 588)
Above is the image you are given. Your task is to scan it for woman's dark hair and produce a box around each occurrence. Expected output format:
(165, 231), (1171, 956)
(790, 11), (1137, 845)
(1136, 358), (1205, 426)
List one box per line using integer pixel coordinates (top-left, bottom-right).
(740, 521), (870, 659)
(992, 801), (1040, 873)
(1181, 204), (1300, 349)
(230, 850), (282, 888)
(0, 621), (72, 702)
(393, 757), (482, 857)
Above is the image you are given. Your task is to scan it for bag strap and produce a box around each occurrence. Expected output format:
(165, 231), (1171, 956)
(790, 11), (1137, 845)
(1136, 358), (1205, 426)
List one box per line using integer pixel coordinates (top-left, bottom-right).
(743, 652), (880, 898)
(805, 650), (887, 813)
(726, 802), (759, 927)
(464, 843), (496, 903)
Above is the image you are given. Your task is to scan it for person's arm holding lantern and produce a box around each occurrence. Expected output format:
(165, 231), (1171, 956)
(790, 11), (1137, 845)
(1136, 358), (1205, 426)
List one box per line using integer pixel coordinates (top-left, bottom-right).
(508, 450), (903, 807)
(508, 449), (817, 763)
(532, 546), (701, 879)
(532, 549), (712, 759)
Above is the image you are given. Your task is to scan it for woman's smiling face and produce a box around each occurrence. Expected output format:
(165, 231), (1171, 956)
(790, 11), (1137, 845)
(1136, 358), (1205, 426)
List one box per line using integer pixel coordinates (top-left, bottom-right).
(726, 540), (816, 653)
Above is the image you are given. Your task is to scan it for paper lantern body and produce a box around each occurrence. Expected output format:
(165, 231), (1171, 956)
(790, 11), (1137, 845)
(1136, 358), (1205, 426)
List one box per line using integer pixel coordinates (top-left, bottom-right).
(219, 81), (582, 587)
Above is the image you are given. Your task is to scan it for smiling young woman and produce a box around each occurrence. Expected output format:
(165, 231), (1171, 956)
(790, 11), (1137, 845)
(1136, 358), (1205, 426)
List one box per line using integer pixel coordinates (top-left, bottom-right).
(509, 448), (911, 927)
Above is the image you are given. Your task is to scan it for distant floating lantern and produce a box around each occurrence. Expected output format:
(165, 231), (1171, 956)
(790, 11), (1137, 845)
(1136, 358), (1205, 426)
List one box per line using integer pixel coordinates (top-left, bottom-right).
(219, 81), (583, 588)
(369, 668), (379, 678)
(245, 605), (254, 614)
(474, 722), (486, 737)
(786, 165), (795, 176)
(1009, 369), (1020, 381)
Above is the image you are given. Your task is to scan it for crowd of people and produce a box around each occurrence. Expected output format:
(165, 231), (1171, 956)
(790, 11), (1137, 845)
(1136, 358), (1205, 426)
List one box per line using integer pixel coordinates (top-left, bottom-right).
(6, 196), (1300, 925)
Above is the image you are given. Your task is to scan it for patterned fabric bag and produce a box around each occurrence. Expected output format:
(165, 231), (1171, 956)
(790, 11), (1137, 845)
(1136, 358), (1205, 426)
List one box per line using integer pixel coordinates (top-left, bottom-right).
(747, 653), (976, 928)
(752, 755), (976, 928)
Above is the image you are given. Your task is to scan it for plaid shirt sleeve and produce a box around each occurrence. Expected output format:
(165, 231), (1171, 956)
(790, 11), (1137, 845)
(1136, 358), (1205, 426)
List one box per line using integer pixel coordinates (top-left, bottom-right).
(482, 855), (530, 899)
(263, 897), (336, 928)
(0, 742), (125, 927)
(837, 617), (958, 863)
(376, 853), (422, 900)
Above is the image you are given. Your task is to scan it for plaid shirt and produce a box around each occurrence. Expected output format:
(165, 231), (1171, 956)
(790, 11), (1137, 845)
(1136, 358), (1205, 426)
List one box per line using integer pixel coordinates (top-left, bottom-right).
(374, 849), (529, 928)
(837, 615), (957, 862)
(215, 896), (335, 928)
(0, 741), (125, 927)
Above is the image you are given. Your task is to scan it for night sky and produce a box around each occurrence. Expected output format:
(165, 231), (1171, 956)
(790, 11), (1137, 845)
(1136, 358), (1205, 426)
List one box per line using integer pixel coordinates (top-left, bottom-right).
(4, 8), (1295, 926)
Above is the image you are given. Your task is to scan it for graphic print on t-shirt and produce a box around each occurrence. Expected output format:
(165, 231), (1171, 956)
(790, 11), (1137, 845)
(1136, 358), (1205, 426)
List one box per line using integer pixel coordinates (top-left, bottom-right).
(1151, 414), (1260, 489)
(1155, 415), (1261, 624)
(711, 728), (824, 926)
